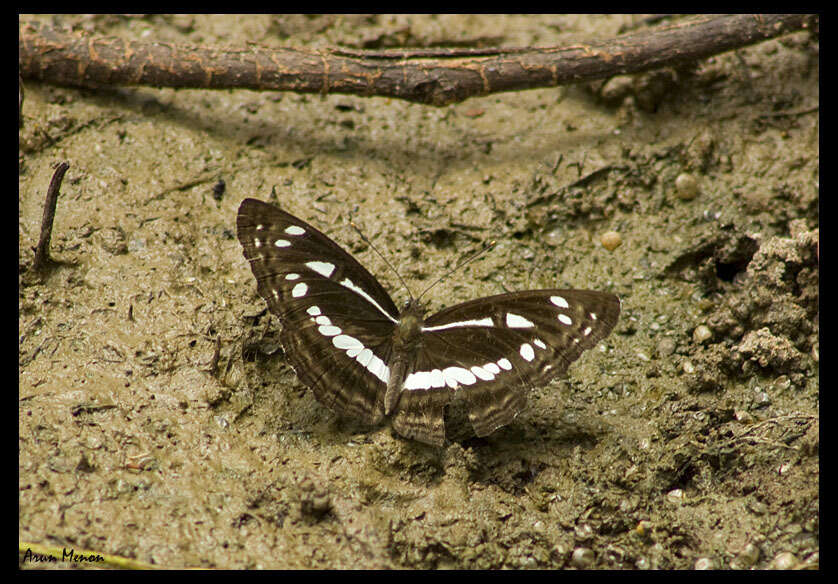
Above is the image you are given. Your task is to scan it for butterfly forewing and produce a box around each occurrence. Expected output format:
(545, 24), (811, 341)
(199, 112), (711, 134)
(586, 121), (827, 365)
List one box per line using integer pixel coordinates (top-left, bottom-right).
(237, 198), (400, 424)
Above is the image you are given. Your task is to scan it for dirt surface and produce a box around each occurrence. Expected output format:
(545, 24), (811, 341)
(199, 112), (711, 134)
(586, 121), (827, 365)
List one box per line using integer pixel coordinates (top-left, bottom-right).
(19, 15), (818, 569)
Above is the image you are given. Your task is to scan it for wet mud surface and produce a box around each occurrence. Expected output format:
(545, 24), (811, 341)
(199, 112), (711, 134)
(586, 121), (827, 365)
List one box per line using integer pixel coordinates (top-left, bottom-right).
(20, 15), (818, 569)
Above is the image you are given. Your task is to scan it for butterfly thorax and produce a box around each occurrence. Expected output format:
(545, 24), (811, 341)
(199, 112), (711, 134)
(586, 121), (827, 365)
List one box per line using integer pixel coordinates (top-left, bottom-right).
(394, 301), (426, 349)
(384, 300), (426, 415)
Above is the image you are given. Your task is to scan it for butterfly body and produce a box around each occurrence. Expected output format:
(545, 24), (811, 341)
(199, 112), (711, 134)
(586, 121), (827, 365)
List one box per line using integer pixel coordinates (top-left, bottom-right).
(385, 300), (425, 416)
(237, 198), (620, 446)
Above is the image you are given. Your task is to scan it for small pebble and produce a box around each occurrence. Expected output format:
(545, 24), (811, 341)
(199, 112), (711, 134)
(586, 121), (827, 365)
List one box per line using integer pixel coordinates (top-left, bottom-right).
(571, 547), (595, 568)
(694, 557), (716, 570)
(770, 551), (797, 570)
(600, 230), (622, 251)
(574, 523), (594, 540)
(693, 324), (712, 344)
(734, 543), (760, 568)
(675, 173), (700, 200)
(656, 337), (676, 357)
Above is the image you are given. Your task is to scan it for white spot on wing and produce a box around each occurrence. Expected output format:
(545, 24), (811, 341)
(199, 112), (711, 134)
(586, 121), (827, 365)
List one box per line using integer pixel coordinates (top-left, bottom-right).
(314, 315), (332, 326)
(325, 335), (391, 384)
(498, 358), (513, 370)
(285, 225), (305, 236)
(442, 366), (477, 389)
(274, 239), (291, 248)
(285, 273), (300, 280)
(333, 334), (363, 350)
(405, 368), (449, 390)
(356, 348), (373, 367)
(558, 314), (572, 326)
(471, 365), (495, 381)
(550, 295), (569, 309)
(533, 338), (547, 350)
(484, 363), (501, 375)
(318, 325), (341, 337)
(506, 313), (535, 328)
(520, 343), (535, 362)
(583, 326), (592, 336)
(306, 261), (335, 278)
(292, 283), (308, 297)
(405, 371), (431, 390)
(254, 239), (262, 248)
(307, 306), (321, 316)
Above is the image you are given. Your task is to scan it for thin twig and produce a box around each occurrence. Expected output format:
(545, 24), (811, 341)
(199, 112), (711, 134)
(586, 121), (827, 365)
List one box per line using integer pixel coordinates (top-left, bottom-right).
(19, 73), (24, 128)
(19, 15), (817, 107)
(33, 161), (69, 272)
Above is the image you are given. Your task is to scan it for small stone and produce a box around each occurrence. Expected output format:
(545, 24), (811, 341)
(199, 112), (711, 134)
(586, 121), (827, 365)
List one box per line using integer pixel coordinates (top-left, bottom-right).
(571, 547), (595, 568)
(656, 337), (676, 358)
(675, 173), (700, 200)
(733, 543), (760, 568)
(770, 551), (797, 570)
(666, 488), (684, 503)
(574, 523), (594, 540)
(694, 557), (716, 570)
(753, 390), (771, 408)
(773, 375), (791, 391)
(599, 75), (635, 105)
(600, 230), (622, 251)
(693, 324), (713, 344)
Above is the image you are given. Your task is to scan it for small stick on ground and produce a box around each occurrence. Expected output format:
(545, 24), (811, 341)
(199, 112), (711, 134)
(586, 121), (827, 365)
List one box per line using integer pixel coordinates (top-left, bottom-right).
(33, 161), (70, 272)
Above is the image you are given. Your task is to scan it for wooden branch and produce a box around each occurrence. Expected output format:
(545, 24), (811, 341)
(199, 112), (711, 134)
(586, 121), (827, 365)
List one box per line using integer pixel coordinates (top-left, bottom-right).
(19, 15), (816, 107)
(33, 161), (69, 272)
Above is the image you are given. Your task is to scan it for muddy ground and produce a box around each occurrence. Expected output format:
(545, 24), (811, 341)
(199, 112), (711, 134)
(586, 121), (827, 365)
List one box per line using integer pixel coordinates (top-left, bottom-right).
(19, 15), (818, 569)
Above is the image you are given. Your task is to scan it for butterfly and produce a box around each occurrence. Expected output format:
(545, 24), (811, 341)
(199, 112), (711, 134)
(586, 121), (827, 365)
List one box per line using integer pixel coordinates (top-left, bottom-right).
(237, 198), (620, 446)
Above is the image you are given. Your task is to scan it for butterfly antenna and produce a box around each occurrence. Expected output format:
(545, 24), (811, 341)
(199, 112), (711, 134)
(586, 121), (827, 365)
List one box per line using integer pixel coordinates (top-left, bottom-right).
(416, 239), (497, 302)
(349, 219), (415, 302)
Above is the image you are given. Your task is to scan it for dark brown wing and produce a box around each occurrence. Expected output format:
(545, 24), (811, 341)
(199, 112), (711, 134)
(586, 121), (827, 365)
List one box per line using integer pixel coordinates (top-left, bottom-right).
(392, 290), (620, 444)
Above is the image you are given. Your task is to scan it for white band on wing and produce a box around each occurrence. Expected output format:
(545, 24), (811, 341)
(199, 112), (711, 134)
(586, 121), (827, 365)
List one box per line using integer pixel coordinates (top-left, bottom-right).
(422, 317), (494, 332)
(339, 278), (399, 323)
